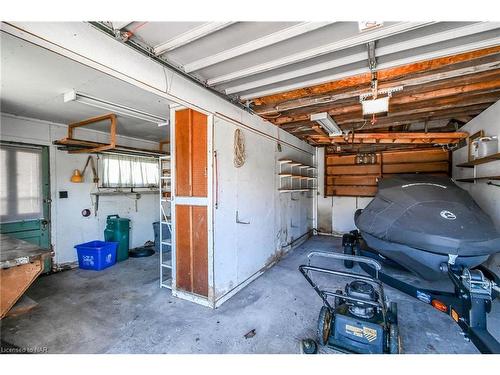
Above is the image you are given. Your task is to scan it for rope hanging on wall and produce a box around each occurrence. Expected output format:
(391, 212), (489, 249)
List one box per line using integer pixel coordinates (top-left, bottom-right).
(233, 128), (246, 168)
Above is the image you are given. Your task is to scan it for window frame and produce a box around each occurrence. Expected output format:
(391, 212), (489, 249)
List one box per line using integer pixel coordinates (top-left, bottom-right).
(99, 153), (159, 189)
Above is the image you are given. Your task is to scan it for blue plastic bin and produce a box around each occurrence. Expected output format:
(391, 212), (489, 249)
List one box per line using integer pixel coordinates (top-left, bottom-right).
(75, 241), (118, 271)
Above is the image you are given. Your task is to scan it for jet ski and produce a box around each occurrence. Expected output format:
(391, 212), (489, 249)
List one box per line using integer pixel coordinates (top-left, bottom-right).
(354, 174), (500, 280)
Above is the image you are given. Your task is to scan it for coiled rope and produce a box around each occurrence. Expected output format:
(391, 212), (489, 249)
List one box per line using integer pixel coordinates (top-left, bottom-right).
(233, 128), (246, 168)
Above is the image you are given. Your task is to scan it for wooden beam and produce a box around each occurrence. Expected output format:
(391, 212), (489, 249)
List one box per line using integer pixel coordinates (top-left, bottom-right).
(66, 114), (117, 153)
(258, 57), (500, 116)
(54, 138), (166, 156)
(251, 46), (500, 107)
(310, 132), (468, 145)
(272, 88), (500, 126)
(336, 102), (492, 127)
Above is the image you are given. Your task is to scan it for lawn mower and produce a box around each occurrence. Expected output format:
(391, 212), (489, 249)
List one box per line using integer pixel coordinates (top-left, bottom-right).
(347, 174), (500, 354)
(343, 231), (500, 354)
(299, 251), (401, 354)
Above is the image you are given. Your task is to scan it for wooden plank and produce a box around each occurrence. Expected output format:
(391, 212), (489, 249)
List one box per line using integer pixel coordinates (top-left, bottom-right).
(326, 185), (377, 197)
(175, 205), (192, 293)
(456, 152), (500, 167)
(191, 110), (208, 197)
(327, 175), (379, 186)
(339, 106), (489, 131)
(1, 259), (43, 318)
(273, 87), (500, 126)
(327, 164), (380, 175)
(382, 149), (449, 164)
(192, 206), (208, 297)
(383, 161), (449, 173)
(54, 138), (166, 156)
(321, 132), (468, 144)
(175, 109), (192, 197)
(326, 154), (358, 166)
(267, 62), (500, 121)
(5, 295), (38, 318)
(251, 46), (500, 106)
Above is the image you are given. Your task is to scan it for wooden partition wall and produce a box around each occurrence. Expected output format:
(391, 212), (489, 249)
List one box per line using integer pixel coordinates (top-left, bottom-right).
(325, 148), (450, 196)
(174, 109), (209, 297)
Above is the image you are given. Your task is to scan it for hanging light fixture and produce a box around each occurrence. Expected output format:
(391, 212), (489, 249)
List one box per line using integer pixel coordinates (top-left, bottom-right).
(70, 156), (99, 184)
(70, 169), (83, 183)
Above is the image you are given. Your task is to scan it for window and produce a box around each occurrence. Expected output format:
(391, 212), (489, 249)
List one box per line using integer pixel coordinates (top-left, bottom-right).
(101, 154), (159, 188)
(0, 144), (43, 222)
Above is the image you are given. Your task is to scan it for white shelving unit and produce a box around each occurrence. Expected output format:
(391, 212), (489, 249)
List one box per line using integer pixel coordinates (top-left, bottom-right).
(159, 155), (173, 289)
(278, 159), (317, 193)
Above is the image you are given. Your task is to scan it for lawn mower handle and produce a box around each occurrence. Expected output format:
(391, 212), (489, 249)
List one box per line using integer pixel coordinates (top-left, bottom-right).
(307, 251), (382, 278)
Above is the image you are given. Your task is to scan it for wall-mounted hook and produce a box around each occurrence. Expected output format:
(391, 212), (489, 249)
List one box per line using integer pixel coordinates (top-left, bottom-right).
(236, 210), (250, 225)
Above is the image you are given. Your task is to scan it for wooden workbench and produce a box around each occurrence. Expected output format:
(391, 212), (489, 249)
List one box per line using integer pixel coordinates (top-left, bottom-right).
(0, 234), (52, 318)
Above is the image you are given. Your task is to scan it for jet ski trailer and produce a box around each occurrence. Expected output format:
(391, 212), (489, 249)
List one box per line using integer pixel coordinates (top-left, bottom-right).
(343, 175), (500, 353)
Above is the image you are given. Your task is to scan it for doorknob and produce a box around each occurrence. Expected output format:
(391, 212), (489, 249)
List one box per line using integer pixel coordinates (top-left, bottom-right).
(41, 219), (49, 229)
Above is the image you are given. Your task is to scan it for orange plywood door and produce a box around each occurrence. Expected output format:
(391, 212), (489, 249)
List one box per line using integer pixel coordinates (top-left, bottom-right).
(175, 109), (191, 197)
(175, 205), (192, 292)
(174, 108), (209, 297)
(191, 111), (208, 197)
(192, 206), (208, 296)
(175, 205), (208, 297)
(175, 109), (207, 198)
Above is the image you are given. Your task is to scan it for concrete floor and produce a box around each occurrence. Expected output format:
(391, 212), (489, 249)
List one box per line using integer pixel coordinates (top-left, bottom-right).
(1, 235), (499, 354)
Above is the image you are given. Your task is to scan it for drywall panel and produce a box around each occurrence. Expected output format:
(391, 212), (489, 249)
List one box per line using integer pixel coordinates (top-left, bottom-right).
(331, 196), (373, 232)
(0, 113), (160, 264)
(452, 100), (500, 268)
(453, 100), (500, 230)
(212, 117), (238, 297)
(212, 116), (314, 300)
(316, 147), (333, 233)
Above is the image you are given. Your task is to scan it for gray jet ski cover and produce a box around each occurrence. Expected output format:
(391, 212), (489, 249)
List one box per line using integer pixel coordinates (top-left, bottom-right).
(355, 174), (500, 257)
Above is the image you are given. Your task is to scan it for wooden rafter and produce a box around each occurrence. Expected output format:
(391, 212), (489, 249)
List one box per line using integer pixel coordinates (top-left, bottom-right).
(247, 46), (500, 149)
(251, 46), (500, 107)
(259, 56), (500, 117)
(308, 132), (468, 145)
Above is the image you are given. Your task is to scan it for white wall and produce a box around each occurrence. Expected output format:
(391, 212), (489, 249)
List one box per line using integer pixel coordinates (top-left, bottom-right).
(316, 147), (332, 233)
(0, 113), (160, 264)
(453, 100), (500, 267)
(452, 100), (500, 230)
(212, 116), (314, 300)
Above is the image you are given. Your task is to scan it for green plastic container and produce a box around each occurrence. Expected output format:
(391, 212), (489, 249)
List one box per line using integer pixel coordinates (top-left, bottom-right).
(104, 215), (130, 262)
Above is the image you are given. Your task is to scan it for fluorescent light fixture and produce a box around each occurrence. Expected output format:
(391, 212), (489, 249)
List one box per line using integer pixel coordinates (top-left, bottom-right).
(361, 97), (390, 116)
(63, 90), (168, 125)
(310, 112), (342, 136)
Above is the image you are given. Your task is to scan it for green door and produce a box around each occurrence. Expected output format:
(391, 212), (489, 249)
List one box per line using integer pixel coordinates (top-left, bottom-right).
(0, 142), (52, 272)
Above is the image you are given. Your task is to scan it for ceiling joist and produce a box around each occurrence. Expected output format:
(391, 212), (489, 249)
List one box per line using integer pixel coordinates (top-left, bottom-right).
(309, 132), (468, 145)
(184, 22), (334, 73)
(207, 22), (434, 86)
(226, 22), (500, 95)
(250, 45), (500, 107)
(154, 22), (236, 55)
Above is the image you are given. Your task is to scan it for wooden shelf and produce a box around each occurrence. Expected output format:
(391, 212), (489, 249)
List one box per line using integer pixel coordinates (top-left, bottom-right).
(455, 176), (500, 183)
(456, 153), (500, 168)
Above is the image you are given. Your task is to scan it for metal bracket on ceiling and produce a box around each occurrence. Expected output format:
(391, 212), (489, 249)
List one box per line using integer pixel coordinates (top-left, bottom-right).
(359, 86), (404, 102)
(367, 41), (378, 97)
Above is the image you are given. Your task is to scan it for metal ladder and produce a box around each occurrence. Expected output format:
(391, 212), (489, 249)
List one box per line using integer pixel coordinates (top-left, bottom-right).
(159, 155), (173, 289)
